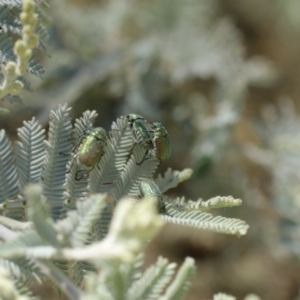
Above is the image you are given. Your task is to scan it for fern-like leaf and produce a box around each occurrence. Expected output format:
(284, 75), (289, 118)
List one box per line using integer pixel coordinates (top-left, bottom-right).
(0, 130), (19, 208)
(0, 198), (29, 220)
(0, 0), (24, 6)
(26, 57), (45, 78)
(164, 204), (249, 236)
(74, 110), (98, 135)
(170, 196), (242, 210)
(67, 261), (85, 287)
(25, 184), (59, 247)
(92, 269), (119, 300)
(127, 253), (144, 283)
(127, 256), (176, 300)
(0, 33), (44, 79)
(0, 264), (33, 300)
(89, 118), (134, 239)
(13, 279), (38, 300)
(96, 144), (159, 238)
(89, 117), (159, 238)
(64, 110), (98, 207)
(160, 257), (195, 300)
(0, 228), (57, 260)
(156, 168), (193, 193)
(114, 145), (159, 201)
(41, 104), (73, 220)
(2, 94), (22, 103)
(0, 258), (41, 285)
(15, 117), (45, 189)
(69, 194), (106, 247)
(34, 21), (49, 51)
(0, 32), (16, 64)
(88, 117), (134, 194)
(0, 6), (22, 35)
(107, 266), (132, 300)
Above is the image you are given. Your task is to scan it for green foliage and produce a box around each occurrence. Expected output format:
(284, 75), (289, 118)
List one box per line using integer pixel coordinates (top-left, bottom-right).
(160, 257), (195, 300)
(0, 105), (249, 299)
(0, 264), (32, 300)
(0, 1), (256, 299)
(83, 255), (195, 300)
(0, 0), (47, 106)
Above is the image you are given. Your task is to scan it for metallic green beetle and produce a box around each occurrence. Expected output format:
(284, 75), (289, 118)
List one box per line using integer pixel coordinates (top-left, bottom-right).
(125, 113), (145, 127)
(125, 114), (154, 165)
(151, 122), (171, 161)
(72, 127), (107, 180)
(138, 179), (167, 215)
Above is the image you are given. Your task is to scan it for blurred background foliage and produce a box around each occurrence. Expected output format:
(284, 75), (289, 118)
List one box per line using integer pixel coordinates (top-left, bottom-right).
(3, 0), (300, 299)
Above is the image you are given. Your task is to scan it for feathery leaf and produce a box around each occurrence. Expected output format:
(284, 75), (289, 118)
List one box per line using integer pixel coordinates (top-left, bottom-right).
(127, 253), (144, 283)
(113, 145), (159, 201)
(127, 256), (176, 300)
(160, 257), (195, 300)
(170, 196), (242, 211)
(41, 104), (73, 220)
(164, 204), (249, 236)
(89, 117), (134, 194)
(0, 258), (41, 285)
(0, 264), (32, 300)
(25, 184), (60, 247)
(15, 117), (45, 189)
(0, 32), (44, 78)
(0, 6), (22, 35)
(0, 130), (20, 218)
(64, 110), (98, 207)
(156, 168), (193, 193)
(69, 194), (106, 247)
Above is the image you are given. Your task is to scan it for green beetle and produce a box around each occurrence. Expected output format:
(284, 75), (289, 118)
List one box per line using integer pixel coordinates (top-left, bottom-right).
(125, 113), (145, 126)
(138, 179), (167, 215)
(71, 127), (107, 180)
(125, 114), (154, 165)
(151, 122), (171, 161)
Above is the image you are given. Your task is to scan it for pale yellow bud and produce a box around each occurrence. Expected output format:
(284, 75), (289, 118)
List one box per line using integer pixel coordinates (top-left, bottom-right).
(27, 35), (38, 48)
(20, 12), (31, 25)
(4, 62), (16, 76)
(17, 65), (27, 75)
(10, 80), (24, 92)
(14, 40), (27, 56)
(29, 14), (38, 28)
(23, 24), (32, 36)
(24, 49), (32, 61)
(23, 0), (35, 14)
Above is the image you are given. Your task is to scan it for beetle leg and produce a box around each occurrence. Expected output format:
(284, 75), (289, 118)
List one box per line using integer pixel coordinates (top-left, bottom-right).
(66, 154), (76, 174)
(71, 134), (87, 153)
(75, 171), (84, 181)
(75, 166), (95, 181)
(136, 150), (151, 165)
(59, 152), (69, 156)
(126, 141), (143, 164)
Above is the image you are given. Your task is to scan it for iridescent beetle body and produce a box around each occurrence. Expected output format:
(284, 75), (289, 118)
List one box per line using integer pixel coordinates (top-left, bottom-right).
(132, 119), (153, 150)
(125, 113), (144, 126)
(152, 122), (171, 161)
(138, 179), (167, 214)
(125, 114), (154, 164)
(126, 114), (152, 148)
(73, 127), (107, 180)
